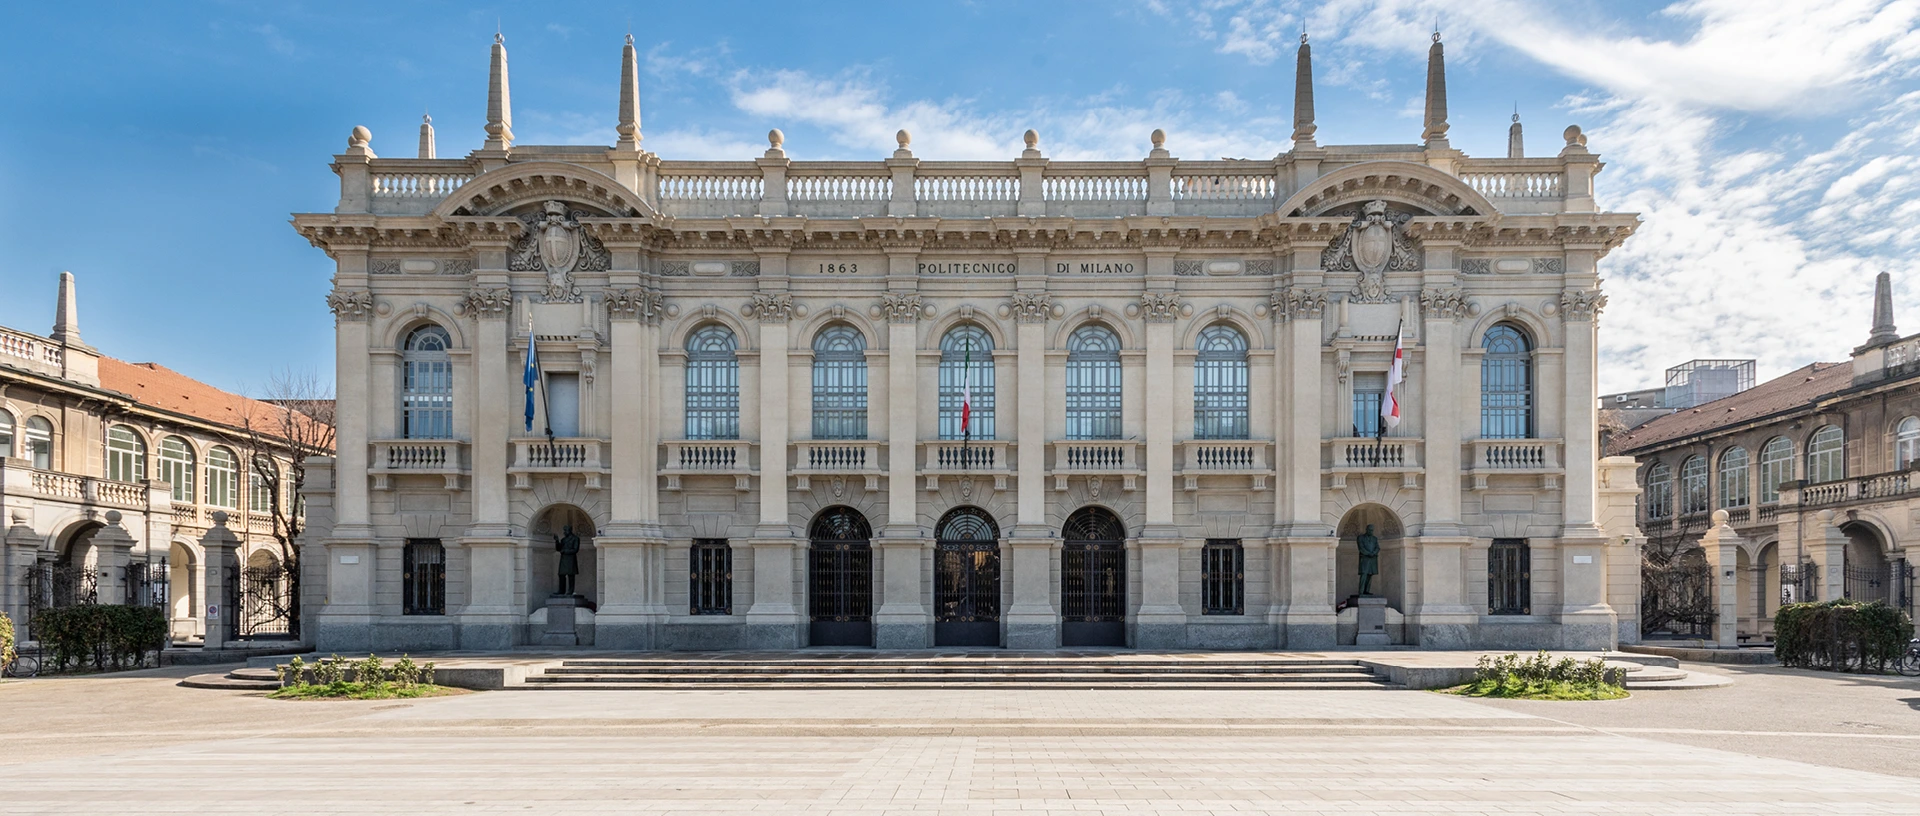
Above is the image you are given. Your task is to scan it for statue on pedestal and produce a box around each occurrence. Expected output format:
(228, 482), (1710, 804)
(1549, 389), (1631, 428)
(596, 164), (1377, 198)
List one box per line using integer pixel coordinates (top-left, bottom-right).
(1356, 524), (1380, 596)
(553, 524), (580, 596)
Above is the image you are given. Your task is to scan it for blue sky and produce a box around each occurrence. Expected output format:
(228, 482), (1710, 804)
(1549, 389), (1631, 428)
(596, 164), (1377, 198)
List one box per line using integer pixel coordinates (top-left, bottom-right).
(2, 1), (1917, 396)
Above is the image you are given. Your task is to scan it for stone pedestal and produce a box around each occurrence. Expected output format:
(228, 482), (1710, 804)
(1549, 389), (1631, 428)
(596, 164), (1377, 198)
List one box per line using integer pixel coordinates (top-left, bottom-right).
(1354, 596), (1390, 646)
(538, 594), (580, 647)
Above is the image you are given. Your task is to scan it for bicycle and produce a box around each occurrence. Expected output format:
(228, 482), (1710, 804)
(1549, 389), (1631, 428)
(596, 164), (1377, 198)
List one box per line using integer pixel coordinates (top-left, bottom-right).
(1898, 639), (1920, 678)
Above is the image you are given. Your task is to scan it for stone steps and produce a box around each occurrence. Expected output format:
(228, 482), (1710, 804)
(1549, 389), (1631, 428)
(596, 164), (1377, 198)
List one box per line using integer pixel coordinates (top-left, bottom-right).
(178, 666), (281, 691)
(517, 657), (1402, 690)
(1618, 663), (1733, 690)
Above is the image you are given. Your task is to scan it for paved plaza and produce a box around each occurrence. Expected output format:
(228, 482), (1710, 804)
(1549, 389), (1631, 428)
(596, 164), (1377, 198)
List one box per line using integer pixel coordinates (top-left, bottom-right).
(2, 661), (1918, 814)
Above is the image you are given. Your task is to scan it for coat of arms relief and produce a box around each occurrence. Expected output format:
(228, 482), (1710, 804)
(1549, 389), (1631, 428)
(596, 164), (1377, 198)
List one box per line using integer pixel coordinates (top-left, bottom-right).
(1322, 200), (1422, 303)
(508, 200), (613, 303)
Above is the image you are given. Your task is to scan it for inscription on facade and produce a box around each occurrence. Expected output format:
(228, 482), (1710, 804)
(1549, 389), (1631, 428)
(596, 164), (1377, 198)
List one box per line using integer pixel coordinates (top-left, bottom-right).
(919, 261), (1016, 274)
(1053, 262), (1138, 274)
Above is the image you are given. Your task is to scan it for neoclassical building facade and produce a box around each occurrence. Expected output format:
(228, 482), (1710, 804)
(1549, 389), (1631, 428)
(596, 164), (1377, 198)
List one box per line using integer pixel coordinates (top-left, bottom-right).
(295, 34), (1643, 652)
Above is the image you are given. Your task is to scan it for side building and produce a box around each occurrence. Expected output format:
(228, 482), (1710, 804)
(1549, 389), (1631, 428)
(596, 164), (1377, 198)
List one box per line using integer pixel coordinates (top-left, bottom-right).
(1, 273), (324, 646)
(1614, 273), (1920, 645)
(294, 34), (1644, 652)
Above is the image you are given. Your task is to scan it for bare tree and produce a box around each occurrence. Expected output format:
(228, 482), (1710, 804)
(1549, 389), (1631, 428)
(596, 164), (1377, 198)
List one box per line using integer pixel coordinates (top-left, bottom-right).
(1640, 514), (1717, 637)
(227, 369), (336, 639)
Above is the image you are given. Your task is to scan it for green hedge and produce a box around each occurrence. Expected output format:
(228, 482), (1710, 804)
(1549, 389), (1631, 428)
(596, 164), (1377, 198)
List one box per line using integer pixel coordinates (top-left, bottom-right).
(1, 612), (15, 671)
(1774, 600), (1915, 673)
(29, 605), (168, 673)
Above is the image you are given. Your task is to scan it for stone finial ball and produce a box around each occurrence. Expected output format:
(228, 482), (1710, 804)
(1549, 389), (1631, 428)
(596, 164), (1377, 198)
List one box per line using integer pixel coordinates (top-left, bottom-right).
(1023, 129), (1039, 149)
(1564, 125), (1586, 146)
(211, 510), (230, 525)
(1150, 128), (1166, 149)
(349, 125), (372, 148)
(105, 510), (122, 524)
(896, 129), (910, 148)
(768, 128), (785, 148)
(1711, 509), (1729, 526)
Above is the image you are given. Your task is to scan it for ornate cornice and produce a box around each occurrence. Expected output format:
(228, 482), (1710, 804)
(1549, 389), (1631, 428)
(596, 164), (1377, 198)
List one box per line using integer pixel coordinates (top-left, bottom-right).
(325, 289), (374, 322)
(1269, 287), (1327, 322)
(606, 288), (664, 323)
(743, 292), (796, 323)
(1007, 291), (1054, 323)
(1139, 292), (1184, 323)
(1419, 286), (1471, 320)
(878, 292), (928, 323)
(1560, 288), (1608, 322)
(458, 286), (514, 320)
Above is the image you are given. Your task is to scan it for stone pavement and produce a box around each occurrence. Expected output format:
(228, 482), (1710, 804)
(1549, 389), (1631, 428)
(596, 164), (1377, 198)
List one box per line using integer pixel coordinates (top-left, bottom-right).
(2, 663), (1918, 815)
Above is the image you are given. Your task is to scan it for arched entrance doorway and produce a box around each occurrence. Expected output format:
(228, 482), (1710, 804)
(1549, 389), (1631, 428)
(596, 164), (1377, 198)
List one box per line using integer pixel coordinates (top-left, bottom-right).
(168, 541), (199, 641)
(808, 506), (874, 647)
(1841, 522), (1890, 603)
(1061, 506), (1126, 647)
(934, 506), (1001, 647)
(239, 549), (292, 639)
(1334, 505), (1405, 610)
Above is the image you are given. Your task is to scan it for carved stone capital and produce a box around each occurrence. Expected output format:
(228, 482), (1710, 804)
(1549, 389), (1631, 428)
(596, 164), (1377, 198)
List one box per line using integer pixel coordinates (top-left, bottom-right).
(1560, 288), (1608, 322)
(458, 286), (514, 320)
(1004, 292), (1051, 324)
(1269, 287), (1327, 322)
(1419, 286), (1471, 320)
(743, 292), (796, 323)
(326, 289), (374, 322)
(878, 292), (927, 323)
(607, 288), (663, 323)
(1139, 292), (1184, 323)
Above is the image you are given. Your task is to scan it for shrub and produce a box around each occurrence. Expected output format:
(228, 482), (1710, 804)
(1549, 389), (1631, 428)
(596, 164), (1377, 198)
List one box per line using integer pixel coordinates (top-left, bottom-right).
(1774, 600), (1915, 673)
(1465, 650), (1625, 700)
(352, 654), (387, 686)
(28, 605), (166, 673)
(1, 612), (15, 672)
(313, 654), (347, 686)
(278, 655), (308, 688)
(390, 656), (420, 688)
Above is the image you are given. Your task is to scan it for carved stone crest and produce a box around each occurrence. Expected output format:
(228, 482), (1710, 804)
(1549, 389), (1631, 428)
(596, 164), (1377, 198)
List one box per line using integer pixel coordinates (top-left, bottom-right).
(1139, 292), (1184, 323)
(508, 200), (611, 303)
(458, 286), (513, 319)
(1008, 291), (1054, 323)
(326, 289), (374, 322)
(1323, 200), (1421, 303)
(743, 292), (795, 323)
(878, 293), (927, 323)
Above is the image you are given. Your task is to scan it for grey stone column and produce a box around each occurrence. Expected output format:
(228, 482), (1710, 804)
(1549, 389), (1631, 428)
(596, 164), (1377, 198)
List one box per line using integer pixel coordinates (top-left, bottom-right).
(454, 279), (518, 650)
(875, 289), (929, 648)
(90, 512), (136, 606)
(1005, 286), (1057, 649)
(1136, 290), (1186, 647)
(1271, 278), (1335, 649)
(596, 288), (667, 649)
(325, 276), (375, 541)
(744, 283), (801, 648)
(1697, 510), (1743, 648)
(1411, 288), (1477, 646)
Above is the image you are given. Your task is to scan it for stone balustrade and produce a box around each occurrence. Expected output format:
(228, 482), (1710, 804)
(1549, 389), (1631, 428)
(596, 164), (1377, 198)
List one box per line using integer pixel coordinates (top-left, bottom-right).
(1470, 438), (1564, 471)
(1, 326), (64, 377)
(660, 440), (756, 491)
(510, 437), (609, 489)
(921, 440), (1013, 473)
(368, 439), (467, 490)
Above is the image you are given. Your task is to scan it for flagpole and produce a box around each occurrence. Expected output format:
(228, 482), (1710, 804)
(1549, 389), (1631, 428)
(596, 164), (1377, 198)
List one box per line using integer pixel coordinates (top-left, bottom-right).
(1376, 318), (1405, 465)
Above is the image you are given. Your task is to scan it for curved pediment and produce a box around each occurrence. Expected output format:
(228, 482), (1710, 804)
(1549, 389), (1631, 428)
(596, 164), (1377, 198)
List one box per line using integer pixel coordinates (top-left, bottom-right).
(1279, 160), (1495, 218)
(433, 161), (655, 220)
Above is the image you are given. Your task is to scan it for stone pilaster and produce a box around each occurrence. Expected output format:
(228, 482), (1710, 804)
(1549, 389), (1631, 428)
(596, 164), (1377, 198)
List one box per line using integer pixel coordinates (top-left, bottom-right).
(875, 287), (929, 648)
(743, 281), (801, 647)
(1271, 267), (1334, 647)
(1136, 290), (1185, 647)
(596, 288), (667, 649)
(1005, 284), (1057, 648)
(455, 277), (518, 649)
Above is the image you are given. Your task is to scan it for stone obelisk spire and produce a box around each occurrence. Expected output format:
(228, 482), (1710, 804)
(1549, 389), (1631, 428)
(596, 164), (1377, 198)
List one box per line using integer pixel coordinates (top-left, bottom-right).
(1507, 111), (1523, 158)
(1292, 33), (1316, 146)
(1868, 271), (1900, 348)
(51, 270), (82, 347)
(615, 34), (643, 152)
(1421, 30), (1449, 145)
(484, 33), (514, 151)
(419, 113), (436, 159)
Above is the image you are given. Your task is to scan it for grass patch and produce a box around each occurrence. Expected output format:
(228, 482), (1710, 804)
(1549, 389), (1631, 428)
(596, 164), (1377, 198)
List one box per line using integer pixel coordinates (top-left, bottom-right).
(1449, 678), (1628, 700)
(1444, 650), (1629, 701)
(269, 681), (465, 701)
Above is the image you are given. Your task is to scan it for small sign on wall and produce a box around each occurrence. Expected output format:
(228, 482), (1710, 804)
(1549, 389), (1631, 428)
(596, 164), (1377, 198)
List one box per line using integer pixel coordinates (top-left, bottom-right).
(1572, 555), (1593, 565)
(206, 604), (219, 619)
(340, 555), (360, 565)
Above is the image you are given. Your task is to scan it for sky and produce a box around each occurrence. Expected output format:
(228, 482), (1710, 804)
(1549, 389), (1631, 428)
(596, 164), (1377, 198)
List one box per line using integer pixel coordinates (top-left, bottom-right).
(2, 0), (1917, 397)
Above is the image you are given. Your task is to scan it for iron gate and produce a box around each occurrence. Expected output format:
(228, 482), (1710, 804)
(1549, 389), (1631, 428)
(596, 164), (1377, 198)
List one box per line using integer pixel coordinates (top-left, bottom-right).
(807, 507), (873, 647)
(232, 561), (293, 640)
(934, 507), (1001, 647)
(125, 560), (168, 608)
(1844, 563), (1891, 604)
(1061, 506), (1126, 647)
(1780, 561), (1819, 604)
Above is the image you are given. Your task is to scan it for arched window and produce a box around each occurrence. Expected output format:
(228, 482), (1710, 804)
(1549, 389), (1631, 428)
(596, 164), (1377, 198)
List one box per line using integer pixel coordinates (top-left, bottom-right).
(0, 411), (13, 458)
(23, 416), (53, 470)
(1481, 324), (1534, 439)
(811, 325), (867, 439)
(159, 436), (195, 502)
(107, 425), (146, 483)
(249, 460), (277, 514)
(1898, 417), (1920, 469)
(1759, 437), (1794, 504)
(1718, 447), (1749, 509)
(1680, 455), (1709, 515)
(1194, 324), (1250, 439)
(1645, 463), (1674, 520)
(206, 446), (238, 508)
(1808, 425), (1845, 484)
(939, 325), (995, 440)
(402, 325), (453, 439)
(1066, 325), (1122, 440)
(685, 325), (740, 440)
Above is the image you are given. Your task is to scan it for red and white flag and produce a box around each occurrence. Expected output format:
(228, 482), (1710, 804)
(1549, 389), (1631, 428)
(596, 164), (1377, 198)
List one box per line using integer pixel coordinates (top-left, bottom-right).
(1381, 325), (1405, 431)
(960, 340), (973, 436)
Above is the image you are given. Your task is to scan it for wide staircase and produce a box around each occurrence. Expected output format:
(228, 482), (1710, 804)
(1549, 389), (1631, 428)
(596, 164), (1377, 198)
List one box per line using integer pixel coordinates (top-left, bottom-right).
(516, 651), (1402, 690)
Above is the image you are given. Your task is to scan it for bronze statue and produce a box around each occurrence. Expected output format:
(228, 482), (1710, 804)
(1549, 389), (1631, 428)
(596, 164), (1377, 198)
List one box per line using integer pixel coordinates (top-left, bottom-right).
(1356, 524), (1380, 596)
(554, 524), (581, 596)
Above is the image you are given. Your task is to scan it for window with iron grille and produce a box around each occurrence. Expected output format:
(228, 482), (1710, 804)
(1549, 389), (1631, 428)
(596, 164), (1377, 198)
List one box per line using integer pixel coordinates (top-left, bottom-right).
(1065, 325), (1122, 440)
(1201, 539), (1245, 615)
(811, 325), (868, 439)
(938, 325), (995, 440)
(690, 539), (732, 615)
(1194, 325), (1250, 440)
(1352, 372), (1385, 438)
(1680, 455), (1709, 515)
(685, 325), (740, 440)
(402, 539), (446, 615)
(1487, 538), (1530, 615)
(402, 325), (454, 439)
(1759, 436), (1793, 503)
(1480, 324), (1534, 439)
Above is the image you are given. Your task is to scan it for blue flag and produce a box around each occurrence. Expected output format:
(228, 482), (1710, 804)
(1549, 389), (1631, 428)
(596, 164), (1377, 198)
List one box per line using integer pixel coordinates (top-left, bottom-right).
(522, 319), (539, 433)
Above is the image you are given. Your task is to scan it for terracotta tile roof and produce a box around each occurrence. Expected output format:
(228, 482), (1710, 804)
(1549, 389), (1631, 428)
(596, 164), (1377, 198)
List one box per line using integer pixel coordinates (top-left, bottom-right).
(1612, 361), (1852, 453)
(96, 357), (312, 439)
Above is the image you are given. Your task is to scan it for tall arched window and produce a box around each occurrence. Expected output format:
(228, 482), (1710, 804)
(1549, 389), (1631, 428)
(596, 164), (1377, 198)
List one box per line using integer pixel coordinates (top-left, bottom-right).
(1194, 324), (1250, 439)
(939, 325), (995, 439)
(23, 416), (53, 470)
(1481, 324), (1534, 439)
(1066, 324), (1122, 440)
(1759, 437), (1794, 504)
(1680, 455), (1709, 515)
(402, 325), (453, 439)
(685, 325), (740, 440)
(1898, 417), (1920, 469)
(159, 436), (195, 502)
(1718, 447), (1749, 509)
(107, 425), (146, 483)
(206, 446), (238, 509)
(811, 325), (867, 439)
(1645, 462), (1674, 520)
(1807, 425), (1845, 484)
(249, 460), (277, 514)
(0, 411), (13, 459)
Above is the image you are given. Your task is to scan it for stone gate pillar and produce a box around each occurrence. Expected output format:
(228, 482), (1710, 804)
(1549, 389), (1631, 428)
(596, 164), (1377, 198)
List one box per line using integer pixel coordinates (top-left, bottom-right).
(200, 513), (243, 651)
(1697, 510), (1743, 648)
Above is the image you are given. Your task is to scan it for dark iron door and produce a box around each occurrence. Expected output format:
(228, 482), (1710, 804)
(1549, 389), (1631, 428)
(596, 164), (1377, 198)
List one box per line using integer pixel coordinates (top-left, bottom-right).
(935, 507), (1001, 647)
(808, 507), (874, 647)
(1061, 506), (1127, 647)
